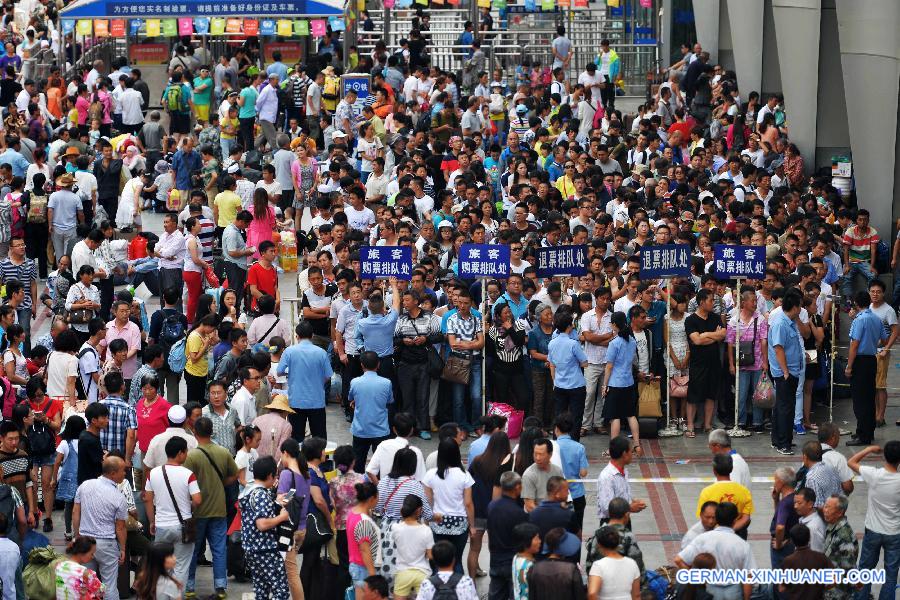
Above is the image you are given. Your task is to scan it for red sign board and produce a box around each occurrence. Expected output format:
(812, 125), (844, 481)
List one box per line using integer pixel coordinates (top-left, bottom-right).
(129, 43), (169, 65)
(264, 42), (303, 64)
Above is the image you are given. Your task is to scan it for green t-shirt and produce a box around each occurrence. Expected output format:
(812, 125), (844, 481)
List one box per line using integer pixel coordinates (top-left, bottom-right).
(238, 86), (258, 119)
(192, 76), (213, 107)
(183, 442), (239, 518)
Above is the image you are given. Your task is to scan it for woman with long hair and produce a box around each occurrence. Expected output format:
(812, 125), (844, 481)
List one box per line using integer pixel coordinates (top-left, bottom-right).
(247, 188), (275, 260)
(55, 535), (104, 598)
(134, 541), (181, 599)
(64, 264), (101, 344)
(468, 430), (513, 577)
(278, 438), (311, 600)
(51, 414), (86, 540)
(184, 314), (218, 401)
(192, 293), (218, 325)
(423, 439), (476, 575)
(346, 481), (381, 589)
(182, 216), (209, 326)
(216, 288), (246, 329)
(602, 311), (640, 451)
(513, 426), (543, 475)
(375, 448), (433, 584)
(300, 437), (338, 600)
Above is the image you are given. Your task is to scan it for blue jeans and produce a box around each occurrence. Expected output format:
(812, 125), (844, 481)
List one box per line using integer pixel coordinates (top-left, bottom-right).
(187, 517), (228, 592)
(855, 528), (900, 600)
(349, 562), (369, 586)
(841, 261), (877, 299)
(794, 367), (806, 427)
(737, 369), (763, 426)
(451, 359), (482, 432)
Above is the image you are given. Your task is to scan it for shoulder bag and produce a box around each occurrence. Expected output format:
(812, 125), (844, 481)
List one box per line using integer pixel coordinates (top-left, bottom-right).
(441, 353), (471, 385)
(299, 471), (334, 551)
(738, 318), (757, 367)
(410, 317), (444, 378)
(162, 465), (196, 544)
(67, 285), (95, 325)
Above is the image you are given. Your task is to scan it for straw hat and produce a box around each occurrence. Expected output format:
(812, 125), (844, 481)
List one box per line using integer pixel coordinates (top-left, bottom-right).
(56, 173), (75, 187)
(265, 394), (295, 414)
(64, 146), (80, 158)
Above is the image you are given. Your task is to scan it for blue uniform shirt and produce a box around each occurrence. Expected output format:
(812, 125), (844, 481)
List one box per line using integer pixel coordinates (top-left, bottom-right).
(767, 311), (804, 378)
(605, 335), (637, 388)
(547, 332), (587, 389)
(277, 340), (333, 409)
(355, 309), (400, 357)
(850, 307), (886, 356)
(349, 371), (394, 438)
(556, 434), (589, 499)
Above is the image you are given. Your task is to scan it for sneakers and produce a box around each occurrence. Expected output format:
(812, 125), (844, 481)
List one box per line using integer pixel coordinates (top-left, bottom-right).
(776, 447), (794, 455)
(419, 431), (432, 440)
(794, 424), (807, 435)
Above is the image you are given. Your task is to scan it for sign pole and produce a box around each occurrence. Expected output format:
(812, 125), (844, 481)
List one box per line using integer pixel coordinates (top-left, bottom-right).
(729, 278), (751, 438)
(482, 278), (487, 419)
(658, 282), (681, 437)
(829, 295), (851, 435)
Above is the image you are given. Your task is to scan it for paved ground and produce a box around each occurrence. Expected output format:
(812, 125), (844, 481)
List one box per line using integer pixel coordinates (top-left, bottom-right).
(33, 210), (899, 598)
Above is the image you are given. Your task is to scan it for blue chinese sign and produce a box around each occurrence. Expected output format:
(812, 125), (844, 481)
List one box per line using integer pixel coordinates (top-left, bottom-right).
(361, 246), (412, 280)
(639, 244), (691, 279)
(536, 245), (587, 277)
(342, 74), (370, 110)
(459, 244), (510, 278)
(713, 245), (766, 280)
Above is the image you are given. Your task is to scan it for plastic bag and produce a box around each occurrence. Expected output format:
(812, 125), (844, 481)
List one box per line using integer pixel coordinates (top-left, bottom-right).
(753, 371), (775, 409)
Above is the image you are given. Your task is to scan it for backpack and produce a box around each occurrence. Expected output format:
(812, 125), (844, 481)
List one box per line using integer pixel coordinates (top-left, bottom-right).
(322, 76), (340, 101)
(168, 336), (188, 373)
(159, 312), (186, 351)
(28, 420), (56, 458)
(26, 192), (48, 224)
(165, 84), (187, 112)
(428, 573), (462, 600)
(0, 484), (19, 545)
(88, 92), (104, 123)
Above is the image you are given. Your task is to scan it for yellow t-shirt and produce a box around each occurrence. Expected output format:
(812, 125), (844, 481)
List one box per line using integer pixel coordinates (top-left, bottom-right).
(214, 190), (243, 227)
(221, 117), (239, 140)
(185, 330), (208, 377)
(696, 481), (754, 516)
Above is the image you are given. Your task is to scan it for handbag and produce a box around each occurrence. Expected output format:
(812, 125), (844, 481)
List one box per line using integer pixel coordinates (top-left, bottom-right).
(738, 318), (757, 367)
(299, 505), (334, 550)
(637, 380), (662, 418)
(67, 286), (95, 325)
(409, 317), (445, 378)
(669, 374), (689, 399)
(162, 465), (196, 544)
(753, 371), (776, 410)
(441, 353), (471, 385)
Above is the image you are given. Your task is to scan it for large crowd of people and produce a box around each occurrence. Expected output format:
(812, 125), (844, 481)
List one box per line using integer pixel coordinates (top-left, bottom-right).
(0, 2), (897, 600)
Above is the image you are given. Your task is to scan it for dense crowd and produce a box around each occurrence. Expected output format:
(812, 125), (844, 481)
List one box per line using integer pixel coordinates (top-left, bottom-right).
(0, 2), (896, 600)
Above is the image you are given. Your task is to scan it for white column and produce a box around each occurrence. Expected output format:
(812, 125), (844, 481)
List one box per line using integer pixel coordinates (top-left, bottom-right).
(691, 0), (720, 63)
(771, 0), (821, 167)
(835, 0), (900, 236)
(725, 0), (764, 96)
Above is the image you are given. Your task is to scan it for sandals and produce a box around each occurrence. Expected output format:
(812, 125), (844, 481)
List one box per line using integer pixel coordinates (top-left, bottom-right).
(685, 430), (696, 438)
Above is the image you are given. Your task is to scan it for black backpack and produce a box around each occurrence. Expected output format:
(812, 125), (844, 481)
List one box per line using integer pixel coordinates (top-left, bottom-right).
(28, 422), (56, 458)
(429, 573), (462, 600)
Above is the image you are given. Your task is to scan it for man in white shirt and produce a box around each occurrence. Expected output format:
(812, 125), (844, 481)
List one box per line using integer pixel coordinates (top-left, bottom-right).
(16, 79), (35, 115)
(119, 78), (145, 136)
(365, 413), (425, 484)
(817, 423), (855, 495)
(577, 63), (603, 103)
(78, 319), (105, 405)
(793, 487), (826, 553)
(707, 429), (751, 489)
(230, 367), (260, 426)
(154, 214), (186, 312)
(580, 288), (613, 434)
(144, 436), (202, 589)
(596, 436), (646, 520)
(680, 500), (718, 550)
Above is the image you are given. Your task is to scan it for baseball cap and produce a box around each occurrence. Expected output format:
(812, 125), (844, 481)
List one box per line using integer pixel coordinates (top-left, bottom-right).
(515, 104), (528, 114)
(332, 131), (348, 139)
(542, 531), (581, 557)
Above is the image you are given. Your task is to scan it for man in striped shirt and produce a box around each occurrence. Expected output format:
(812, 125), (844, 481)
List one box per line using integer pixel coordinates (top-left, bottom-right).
(0, 239), (37, 352)
(841, 208), (879, 299)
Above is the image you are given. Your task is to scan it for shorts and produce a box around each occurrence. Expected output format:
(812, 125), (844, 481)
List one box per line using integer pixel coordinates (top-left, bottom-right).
(687, 364), (720, 404)
(169, 111), (191, 134)
(194, 104), (210, 123)
(393, 568), (427, 597)
(32, 453), (56, 467)
(876, 352), (888, 389)
(349, 563), (369, 587)
(473, 517), (487, 531)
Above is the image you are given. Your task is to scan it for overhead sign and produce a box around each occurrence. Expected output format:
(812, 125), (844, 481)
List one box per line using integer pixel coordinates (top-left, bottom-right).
(60, 0), (344, 19)
(535, 245), (587, 277)
(713, 245), (766, 279)
(342, 74), (370, 110)
(361, 246), (413, 280)
(459, 244), (510, 278)
(639, 244), (691, 279)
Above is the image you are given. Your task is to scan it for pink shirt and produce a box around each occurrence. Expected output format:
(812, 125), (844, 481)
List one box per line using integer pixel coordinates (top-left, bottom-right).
(103, 319), (142, 378)
(725, 313), (768, 371)
(136, 397), (172, 452)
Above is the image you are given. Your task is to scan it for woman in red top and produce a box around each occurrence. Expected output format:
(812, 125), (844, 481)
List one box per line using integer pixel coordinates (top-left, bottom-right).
(26, 377), (63, 533)
(73, 84), (91, 138)
(135, 373), (171, 460)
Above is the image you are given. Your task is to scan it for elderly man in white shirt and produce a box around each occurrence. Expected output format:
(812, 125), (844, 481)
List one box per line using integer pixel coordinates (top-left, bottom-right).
(817, 422), (855, 495)
(154, 213), (186, 311)
(707, 429), (752, 489)
(794, 487), (826, 552)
